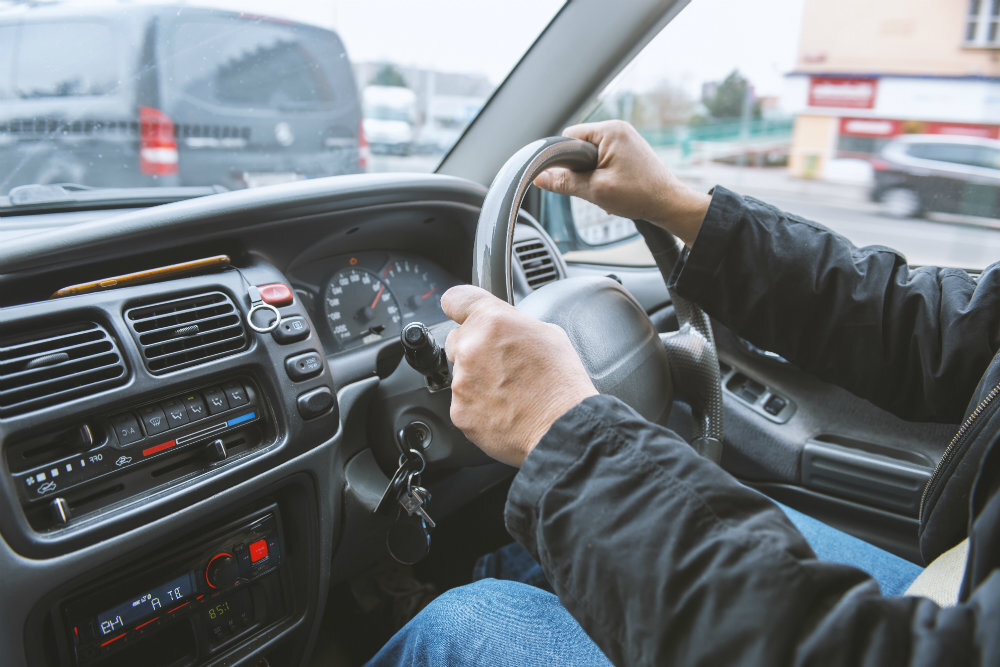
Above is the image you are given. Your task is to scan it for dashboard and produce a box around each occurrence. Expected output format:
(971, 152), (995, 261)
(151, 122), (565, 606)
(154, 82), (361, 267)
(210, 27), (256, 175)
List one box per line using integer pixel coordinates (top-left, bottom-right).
(0, 173), (565, 666)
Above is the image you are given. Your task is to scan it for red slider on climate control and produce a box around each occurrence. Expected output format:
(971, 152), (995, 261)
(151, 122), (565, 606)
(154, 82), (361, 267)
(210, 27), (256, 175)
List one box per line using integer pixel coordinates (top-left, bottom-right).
(142, 440), (176, 457)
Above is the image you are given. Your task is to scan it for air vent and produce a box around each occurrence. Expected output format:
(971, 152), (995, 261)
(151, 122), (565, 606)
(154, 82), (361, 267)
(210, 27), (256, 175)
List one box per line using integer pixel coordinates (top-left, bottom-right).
(514, 240), (559, 290)
(126, 291), (248, 374)
(0, 322), (127, 418)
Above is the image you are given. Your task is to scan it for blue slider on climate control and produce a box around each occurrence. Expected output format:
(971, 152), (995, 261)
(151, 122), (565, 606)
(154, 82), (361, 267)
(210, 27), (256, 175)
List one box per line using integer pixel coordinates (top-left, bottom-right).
(227, 412), (256, 427)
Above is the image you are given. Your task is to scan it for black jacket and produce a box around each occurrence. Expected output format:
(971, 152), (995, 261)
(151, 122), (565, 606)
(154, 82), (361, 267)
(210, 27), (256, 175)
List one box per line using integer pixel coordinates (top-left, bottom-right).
(505, 187), (1000, 665)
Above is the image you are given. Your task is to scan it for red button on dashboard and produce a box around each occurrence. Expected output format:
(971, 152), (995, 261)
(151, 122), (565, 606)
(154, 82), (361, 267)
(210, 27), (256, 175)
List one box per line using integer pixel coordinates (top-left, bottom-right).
(257, 283), (293, 306)
(249, 539), (268, 563)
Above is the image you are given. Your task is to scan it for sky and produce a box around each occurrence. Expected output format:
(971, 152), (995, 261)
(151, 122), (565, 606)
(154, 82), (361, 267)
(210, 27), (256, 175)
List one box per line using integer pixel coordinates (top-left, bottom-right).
(36, 0), (807, 98)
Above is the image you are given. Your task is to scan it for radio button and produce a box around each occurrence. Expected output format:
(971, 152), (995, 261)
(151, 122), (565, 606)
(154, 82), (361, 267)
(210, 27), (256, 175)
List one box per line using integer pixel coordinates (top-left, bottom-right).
(181, 394), (209, 421)
(111, 414), (143, 446)
(203, 388), (230, 415)
(249, 539), (268, 563)
(161, 399), (190, 428)
(138, 405), (169, 436)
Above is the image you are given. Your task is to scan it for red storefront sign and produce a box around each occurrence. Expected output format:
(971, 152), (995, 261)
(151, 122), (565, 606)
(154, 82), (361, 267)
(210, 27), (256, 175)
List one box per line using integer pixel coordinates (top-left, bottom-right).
(839, 118), (901, 137)
(922, 121), (1000, 139)
(839, 117), (1000, 139)
(809, 77), (878, 109)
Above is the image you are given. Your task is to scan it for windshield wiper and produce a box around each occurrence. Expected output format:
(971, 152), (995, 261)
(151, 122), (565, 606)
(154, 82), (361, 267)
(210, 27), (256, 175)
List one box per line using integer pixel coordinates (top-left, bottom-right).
(0, 183), (229, 215)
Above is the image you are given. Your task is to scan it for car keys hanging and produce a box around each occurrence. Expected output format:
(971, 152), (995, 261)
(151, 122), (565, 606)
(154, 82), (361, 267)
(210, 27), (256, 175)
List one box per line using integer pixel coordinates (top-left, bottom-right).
(380, 449), (436, 565)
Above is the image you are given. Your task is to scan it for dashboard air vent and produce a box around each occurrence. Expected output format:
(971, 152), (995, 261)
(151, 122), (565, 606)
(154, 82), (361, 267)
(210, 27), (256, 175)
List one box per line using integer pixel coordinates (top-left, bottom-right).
(514, 240), (559, 290)
(0, 322), (127, 417)
(126, 291), (248, 374)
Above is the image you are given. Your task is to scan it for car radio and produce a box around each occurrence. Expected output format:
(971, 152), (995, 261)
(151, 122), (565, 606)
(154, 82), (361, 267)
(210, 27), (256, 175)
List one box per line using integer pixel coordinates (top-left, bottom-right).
(63, 508), (286, 666)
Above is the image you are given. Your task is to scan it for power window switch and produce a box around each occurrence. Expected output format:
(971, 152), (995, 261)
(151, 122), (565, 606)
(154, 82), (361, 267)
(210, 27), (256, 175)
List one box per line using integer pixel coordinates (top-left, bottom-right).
(764, 395), (788, 416)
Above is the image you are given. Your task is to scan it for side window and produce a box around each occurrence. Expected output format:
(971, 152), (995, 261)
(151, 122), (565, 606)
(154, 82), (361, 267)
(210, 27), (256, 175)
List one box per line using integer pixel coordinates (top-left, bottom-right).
(545, 0), (1000, 270)
(984, 148), (1000, 170)
(14, 22), (118, 98)
(0, 25), (15, 100)
(910, 143), (993, 168)
(168, 20), (336, 109)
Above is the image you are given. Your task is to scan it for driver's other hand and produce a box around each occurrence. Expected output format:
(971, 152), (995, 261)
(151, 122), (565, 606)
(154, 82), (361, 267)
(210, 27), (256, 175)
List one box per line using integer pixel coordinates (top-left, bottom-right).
(533, 120), (710, 247)
(441, 285), (598, 467)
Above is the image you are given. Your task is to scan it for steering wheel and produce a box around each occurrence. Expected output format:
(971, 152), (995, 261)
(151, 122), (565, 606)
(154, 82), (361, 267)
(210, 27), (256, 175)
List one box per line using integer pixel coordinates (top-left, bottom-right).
(472, 136), (723, 461)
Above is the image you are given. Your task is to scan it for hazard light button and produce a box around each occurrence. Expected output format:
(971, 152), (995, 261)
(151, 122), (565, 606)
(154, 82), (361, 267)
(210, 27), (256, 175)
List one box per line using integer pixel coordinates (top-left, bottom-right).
(257, 283), (294, 307)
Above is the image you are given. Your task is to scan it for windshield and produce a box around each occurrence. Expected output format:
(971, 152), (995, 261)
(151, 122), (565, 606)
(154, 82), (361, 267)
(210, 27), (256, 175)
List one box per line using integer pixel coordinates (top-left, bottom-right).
(0, 0), (563, 196)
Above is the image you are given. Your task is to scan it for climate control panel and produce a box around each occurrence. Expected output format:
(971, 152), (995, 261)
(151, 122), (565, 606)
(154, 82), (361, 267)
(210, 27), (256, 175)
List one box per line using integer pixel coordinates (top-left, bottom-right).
(5, 377), (269, 531)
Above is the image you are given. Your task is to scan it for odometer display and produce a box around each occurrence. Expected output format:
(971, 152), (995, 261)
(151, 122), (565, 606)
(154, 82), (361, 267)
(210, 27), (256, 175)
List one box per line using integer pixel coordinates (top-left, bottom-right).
(324, 267), (401, 350)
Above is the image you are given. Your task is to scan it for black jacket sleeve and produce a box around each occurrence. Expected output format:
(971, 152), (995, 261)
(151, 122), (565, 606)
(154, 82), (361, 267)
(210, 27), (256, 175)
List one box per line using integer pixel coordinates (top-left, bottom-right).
(506, 395), (998, 666)
(671, 187), (1000, 423)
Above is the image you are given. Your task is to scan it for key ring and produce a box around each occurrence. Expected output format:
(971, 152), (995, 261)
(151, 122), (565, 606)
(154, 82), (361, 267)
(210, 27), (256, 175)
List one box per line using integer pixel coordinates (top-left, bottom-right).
(398, 448), (426, 475)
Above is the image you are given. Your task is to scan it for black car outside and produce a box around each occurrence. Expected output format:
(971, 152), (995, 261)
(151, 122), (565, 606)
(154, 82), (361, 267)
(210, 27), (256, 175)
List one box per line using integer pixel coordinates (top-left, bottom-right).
(0, 3), (364, 195)
(870, 134), (1000, 219)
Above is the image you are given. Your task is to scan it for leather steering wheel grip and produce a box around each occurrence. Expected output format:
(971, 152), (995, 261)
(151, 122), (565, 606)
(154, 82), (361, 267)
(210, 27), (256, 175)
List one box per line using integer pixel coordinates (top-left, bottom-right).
(473, 135), (722, 462)
(473, 136), (598, 304)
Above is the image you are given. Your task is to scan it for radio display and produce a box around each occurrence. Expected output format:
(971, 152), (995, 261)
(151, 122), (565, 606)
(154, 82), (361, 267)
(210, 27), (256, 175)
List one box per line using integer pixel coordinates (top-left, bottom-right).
(95, 573), (195, 636)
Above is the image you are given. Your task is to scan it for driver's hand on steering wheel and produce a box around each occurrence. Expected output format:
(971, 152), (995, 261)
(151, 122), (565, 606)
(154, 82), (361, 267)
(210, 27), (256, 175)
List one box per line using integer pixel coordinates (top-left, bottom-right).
(533, 120), (711, 247)
(442, 285), (597, 467)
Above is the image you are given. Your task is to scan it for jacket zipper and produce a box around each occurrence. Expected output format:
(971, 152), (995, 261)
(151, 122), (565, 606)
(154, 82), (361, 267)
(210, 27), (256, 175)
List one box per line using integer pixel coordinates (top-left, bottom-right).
(920, 380), (1000, 520)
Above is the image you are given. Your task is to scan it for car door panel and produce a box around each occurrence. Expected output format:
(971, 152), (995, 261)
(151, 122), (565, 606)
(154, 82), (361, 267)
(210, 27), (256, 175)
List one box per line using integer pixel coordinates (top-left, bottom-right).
(569, 260), (956, 562)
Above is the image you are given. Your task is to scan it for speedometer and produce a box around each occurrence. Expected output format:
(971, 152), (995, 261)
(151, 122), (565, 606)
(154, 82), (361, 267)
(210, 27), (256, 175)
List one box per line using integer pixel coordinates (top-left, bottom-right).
(323, 267), (402, 350)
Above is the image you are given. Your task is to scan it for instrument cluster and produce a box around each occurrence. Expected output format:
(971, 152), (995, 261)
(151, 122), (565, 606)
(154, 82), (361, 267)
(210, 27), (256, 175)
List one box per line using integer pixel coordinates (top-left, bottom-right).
(294, 251), (459, 354)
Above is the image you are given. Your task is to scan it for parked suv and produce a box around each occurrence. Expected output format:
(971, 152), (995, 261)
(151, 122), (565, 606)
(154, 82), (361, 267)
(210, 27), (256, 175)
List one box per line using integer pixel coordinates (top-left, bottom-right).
(870, 134), (1000, 219)
(0, 4), (364, 195)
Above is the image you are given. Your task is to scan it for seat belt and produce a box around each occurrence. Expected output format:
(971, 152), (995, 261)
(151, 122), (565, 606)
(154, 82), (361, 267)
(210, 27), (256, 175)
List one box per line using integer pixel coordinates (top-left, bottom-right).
(903, 538), (969, 606)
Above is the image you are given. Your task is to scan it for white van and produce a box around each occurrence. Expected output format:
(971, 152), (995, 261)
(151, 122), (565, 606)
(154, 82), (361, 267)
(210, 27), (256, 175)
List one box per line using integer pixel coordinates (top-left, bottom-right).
(362, 85), (417, 155)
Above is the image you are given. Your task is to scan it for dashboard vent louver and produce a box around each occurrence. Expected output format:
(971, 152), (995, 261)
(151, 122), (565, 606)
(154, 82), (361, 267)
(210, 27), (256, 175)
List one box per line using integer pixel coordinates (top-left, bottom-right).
(126, 291), (248, 374)
(0, 322), (127, 417)
(514, 240), (559, 290)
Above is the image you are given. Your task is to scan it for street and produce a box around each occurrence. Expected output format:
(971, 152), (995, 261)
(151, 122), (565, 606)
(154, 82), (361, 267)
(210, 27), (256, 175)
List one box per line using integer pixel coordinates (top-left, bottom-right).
(762, 196), (1000, 270)
(684, 163), (1000, 270)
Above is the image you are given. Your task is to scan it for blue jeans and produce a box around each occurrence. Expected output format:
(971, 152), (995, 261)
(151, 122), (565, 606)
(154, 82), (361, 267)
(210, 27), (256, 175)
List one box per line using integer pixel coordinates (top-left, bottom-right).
(366, 502), (923, 666)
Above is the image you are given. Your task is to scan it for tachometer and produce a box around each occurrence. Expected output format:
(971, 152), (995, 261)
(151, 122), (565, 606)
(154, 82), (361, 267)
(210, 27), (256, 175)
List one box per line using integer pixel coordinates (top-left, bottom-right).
(383, 259), (444, 321)
(324, 267), (402, 350)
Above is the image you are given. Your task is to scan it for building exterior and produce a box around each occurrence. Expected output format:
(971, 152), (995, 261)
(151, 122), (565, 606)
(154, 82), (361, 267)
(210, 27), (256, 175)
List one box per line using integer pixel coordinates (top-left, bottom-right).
(782, 0), (1000, 178)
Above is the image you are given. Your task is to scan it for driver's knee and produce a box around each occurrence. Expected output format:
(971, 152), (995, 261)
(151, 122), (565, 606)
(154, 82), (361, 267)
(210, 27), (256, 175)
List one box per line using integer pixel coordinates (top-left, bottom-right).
(366, 579), (611, 666)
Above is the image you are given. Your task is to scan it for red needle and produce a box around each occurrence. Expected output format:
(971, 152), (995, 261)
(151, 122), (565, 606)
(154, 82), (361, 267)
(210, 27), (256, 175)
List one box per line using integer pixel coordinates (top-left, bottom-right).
(421, 288), (437, 300)
(370, 283), (385, 310)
